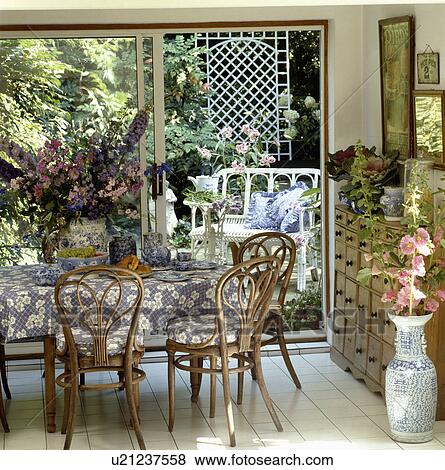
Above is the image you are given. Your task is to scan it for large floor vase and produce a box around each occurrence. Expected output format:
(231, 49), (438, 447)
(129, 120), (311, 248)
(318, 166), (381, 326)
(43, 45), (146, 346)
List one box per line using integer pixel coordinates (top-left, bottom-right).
(386, 313), (437, 443)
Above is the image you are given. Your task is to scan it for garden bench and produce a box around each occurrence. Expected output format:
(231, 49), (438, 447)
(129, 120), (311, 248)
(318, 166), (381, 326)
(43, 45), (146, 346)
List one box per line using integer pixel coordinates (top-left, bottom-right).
(189, 167), (321, 290)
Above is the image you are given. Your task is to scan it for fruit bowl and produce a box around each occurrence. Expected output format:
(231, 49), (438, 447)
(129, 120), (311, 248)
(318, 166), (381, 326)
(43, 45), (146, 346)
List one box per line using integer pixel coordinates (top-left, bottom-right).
(57, 252), (109, 271)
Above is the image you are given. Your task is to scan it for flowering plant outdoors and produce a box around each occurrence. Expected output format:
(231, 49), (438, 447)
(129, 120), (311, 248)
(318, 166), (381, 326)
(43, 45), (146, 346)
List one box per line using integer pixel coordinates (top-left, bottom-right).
(0, 110), (148, 261)
(357, 161), (445, 316)
(195, 122), (278, 176)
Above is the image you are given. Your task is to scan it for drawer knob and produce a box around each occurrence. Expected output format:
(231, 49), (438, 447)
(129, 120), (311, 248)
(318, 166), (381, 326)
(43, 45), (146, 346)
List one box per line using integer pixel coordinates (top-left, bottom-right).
(371, 312), (378, 318)
(368, 356), (376, 363)
(385, 319), (391, 326)
(335, 254), (342, 260)
(334, 328), (340, 334)
(347, 236), (353, 242)
(336, 214), (342, 221)
(358, 304), (365, 309)
(382, 364), (387, 371)
(383, 278), (389, 285)
(359, 241), (366, 248)
(347, 219), (353, 226)
(345, 297), (353, 304)
(355, 347), (362, 354)
(346, 260), (353, 267)
(335, 230), (342, 237)
(336, 289), (343, 296)
(360, 224), (366, 230)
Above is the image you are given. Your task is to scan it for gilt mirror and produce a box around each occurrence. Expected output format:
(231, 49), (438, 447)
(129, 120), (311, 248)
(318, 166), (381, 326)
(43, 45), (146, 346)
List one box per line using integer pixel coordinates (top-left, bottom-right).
(413, 90), (445, 165)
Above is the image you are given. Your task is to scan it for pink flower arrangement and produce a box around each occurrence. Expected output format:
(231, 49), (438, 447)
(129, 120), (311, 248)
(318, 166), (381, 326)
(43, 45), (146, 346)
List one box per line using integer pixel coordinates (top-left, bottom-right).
(363, 226), (445, 316)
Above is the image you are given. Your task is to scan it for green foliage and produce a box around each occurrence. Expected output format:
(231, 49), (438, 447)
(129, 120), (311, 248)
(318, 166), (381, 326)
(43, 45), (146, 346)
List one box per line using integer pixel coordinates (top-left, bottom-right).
(283, 284), (322, 330)
(169, 217), (192, 248)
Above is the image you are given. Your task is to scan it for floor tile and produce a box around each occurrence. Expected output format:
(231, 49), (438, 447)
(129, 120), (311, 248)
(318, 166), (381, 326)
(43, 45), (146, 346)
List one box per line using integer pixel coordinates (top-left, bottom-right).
(46, 434), (91, 450)
(89, 432), (134, 450)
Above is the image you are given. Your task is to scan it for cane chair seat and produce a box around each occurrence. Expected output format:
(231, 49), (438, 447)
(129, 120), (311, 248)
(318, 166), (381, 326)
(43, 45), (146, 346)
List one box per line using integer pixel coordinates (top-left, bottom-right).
(56, 327), (144, 357)
(167, 313), (242, 346)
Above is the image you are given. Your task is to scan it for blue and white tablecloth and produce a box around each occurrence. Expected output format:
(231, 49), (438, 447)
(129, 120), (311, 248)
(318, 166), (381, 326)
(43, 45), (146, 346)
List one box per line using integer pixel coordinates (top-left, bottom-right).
(0, 265), (227, 342)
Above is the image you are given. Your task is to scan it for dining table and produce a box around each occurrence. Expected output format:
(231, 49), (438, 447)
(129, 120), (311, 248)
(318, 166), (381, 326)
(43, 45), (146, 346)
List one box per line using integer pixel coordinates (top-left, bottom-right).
(0, 263), (227, 433)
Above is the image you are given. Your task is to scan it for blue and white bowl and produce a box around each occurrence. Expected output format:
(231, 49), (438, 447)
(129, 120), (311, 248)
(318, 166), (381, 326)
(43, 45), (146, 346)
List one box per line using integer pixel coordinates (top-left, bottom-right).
(56, 252), (109, 271)
(33, 265), (65, 287)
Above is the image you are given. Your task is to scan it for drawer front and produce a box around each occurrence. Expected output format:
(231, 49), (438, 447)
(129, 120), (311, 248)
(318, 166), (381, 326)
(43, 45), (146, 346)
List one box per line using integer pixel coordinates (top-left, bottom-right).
(335, 242), (346, 273)
(343, 323), (356, 363)
(371, 274), (383, 294)
(358, 237), (371, 253)
(369, 293), (384, 337)
(383, 310), (396, 345)
(335, 208), (347, 226)
(381, 343), (395, 388)
(345, 246), (359, 279)
(357, 287), (370, 329)
(335, 272), (346, 311)
(332, 310), (346, 353)
(344, 278), (358, 320)
(335, 224), (345, 244)
(345, 229), (358, 247)
(345, 212), (358, 230)
(366, 336), (382, 383)
(354, 329), (368, 372)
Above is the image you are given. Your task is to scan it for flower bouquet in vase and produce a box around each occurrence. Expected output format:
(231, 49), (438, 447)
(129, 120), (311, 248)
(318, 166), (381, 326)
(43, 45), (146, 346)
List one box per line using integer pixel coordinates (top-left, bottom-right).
(357, 164), (445, 443)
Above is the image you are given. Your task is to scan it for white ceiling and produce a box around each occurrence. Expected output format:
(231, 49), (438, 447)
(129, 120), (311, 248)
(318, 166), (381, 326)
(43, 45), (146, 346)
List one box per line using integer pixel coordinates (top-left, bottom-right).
(0, 0), (441, 11)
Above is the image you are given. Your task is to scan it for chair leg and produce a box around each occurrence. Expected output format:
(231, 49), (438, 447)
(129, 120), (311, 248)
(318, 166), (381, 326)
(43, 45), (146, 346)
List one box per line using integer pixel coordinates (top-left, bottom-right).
(248, 351), (257, 380)
(209, 356), (217, 418)
(125, 367), (145, 450)
(167, 351), (176, 432)
(64, 372), (79, 450)
(237, 355), (244, 405)
(190, 357), (203, 403)
(61, 364), (71, 435)
(0, 344), (11, 400)
(253, 342), (283, 432)
(220, 353), (236, 447)
(0, 376), (9, 433)
(276, 315), (301, 389)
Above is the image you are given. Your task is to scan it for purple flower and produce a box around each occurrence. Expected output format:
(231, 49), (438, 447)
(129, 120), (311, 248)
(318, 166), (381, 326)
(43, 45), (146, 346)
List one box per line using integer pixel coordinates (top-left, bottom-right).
(121, 110), (149, 151)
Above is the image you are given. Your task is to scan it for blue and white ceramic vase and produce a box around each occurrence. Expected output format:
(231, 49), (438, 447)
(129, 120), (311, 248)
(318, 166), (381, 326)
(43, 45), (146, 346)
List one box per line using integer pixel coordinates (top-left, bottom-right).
(142, 232), (171, 267)
(109, 235), (137, 264)
(380, 187), (404, 221)
(60, 217), (107, 251)
(386, 314), (437, 443)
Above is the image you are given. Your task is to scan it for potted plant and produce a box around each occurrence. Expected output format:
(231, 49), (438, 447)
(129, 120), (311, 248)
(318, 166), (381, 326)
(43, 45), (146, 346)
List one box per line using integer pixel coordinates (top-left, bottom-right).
(357, 160), (445, 443)
(326, 141), (399, 215)
(283, 284), (322, 331)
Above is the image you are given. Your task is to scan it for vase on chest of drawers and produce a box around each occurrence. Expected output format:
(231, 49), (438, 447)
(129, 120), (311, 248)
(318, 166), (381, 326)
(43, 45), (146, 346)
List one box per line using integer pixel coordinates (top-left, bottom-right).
(385, 313), (437, 443)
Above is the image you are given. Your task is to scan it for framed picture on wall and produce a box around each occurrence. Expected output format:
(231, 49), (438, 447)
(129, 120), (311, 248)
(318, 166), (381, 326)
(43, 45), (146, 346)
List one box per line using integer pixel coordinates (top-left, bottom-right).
(379, 16), (414, 160)
(417, 52), (440, 84)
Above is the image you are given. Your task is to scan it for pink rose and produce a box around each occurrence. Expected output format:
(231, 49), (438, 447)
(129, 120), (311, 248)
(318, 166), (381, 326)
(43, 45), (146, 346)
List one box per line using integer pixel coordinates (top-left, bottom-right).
(399, 235), (416, 255)
(425, 298), (439, 313)
(220, 126), (233, 139)
(231, 161), (246, 174)
(412, 255), (426, 277)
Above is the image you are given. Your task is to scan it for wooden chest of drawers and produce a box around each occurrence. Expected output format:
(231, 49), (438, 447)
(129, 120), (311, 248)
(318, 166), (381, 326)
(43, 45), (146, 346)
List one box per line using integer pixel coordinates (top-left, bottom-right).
(330, 205), (445, 420)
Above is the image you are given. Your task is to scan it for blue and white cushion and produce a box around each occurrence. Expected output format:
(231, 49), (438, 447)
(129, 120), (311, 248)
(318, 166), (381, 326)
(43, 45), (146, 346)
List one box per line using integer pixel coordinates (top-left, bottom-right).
(243, 191), (279, 230)
(266, 182), (309, 227)
(167, 313), (242, 346)
(56, 327), (144, 356)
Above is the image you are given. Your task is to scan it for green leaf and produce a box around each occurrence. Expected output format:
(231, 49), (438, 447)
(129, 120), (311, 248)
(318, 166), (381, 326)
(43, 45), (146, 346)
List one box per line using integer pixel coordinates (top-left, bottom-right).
(356, 267), (372, 285)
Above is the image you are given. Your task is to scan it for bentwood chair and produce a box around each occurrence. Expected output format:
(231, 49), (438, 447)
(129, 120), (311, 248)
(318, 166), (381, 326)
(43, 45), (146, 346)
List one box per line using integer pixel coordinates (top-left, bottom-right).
(54, 266), (146, 450)
(0, 344), (11, 400)
(231, 232), (302, 394)
(166, 256), (283, 447)
(0, 344), (9, 432)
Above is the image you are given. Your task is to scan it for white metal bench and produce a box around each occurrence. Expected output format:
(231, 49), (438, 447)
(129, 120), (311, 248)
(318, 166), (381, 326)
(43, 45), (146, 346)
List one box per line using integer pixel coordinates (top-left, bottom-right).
(189, 167), (321, 290)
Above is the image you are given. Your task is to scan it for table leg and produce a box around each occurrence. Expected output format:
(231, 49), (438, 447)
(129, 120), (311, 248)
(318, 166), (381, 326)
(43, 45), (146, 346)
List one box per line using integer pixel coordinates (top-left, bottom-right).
(44, 336), (56, 433)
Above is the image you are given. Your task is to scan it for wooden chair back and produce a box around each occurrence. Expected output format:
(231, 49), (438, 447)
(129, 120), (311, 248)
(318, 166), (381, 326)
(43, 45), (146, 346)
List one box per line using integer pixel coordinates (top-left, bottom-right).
(232, 232), (296, 308)
(54, 266), (145, 367)
(215, 256), (280, 352)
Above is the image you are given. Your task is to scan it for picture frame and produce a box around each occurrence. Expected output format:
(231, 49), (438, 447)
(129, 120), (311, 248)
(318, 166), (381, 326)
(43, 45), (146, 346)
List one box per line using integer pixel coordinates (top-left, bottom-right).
(417, 52), (440, 84)
(379, 16), (414, 160)
(413, 90), (445, 166)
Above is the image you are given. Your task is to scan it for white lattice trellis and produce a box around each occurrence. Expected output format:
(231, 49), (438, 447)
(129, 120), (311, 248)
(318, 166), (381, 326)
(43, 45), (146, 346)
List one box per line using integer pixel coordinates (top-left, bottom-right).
(196, 31), (291, 160)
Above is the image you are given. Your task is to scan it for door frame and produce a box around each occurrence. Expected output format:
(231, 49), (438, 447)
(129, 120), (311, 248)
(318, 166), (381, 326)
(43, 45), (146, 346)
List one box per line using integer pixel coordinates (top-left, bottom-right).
(0, 19), (331, 323)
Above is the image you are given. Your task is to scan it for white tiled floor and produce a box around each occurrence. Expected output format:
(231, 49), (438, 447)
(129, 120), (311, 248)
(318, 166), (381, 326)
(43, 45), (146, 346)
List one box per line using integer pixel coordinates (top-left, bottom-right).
(2, 353), (445, 450)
